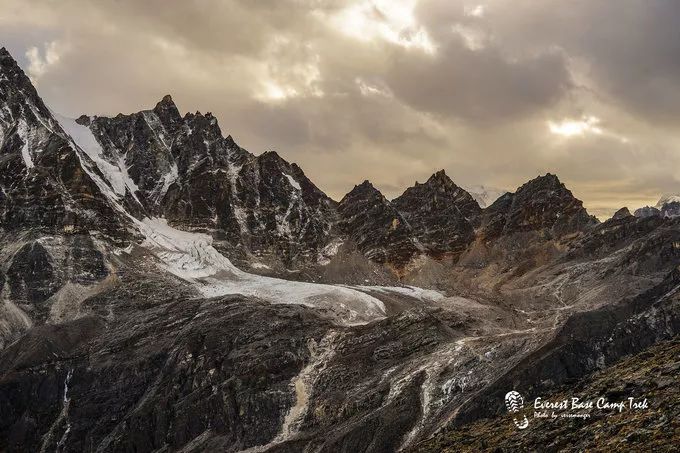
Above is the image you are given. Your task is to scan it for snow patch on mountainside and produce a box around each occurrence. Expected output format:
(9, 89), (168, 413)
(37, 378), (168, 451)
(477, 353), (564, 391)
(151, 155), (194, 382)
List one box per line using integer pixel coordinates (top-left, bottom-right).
(16, 119), (34, 169)
(157, 162), (178, 200)
(138, 217), (387, 325)
(284, 174), (301, 191)
(56, 114), (141, 204)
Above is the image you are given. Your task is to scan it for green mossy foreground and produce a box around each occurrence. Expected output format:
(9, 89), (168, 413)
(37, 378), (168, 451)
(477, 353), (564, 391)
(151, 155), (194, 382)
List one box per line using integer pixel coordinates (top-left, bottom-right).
(411, 337), (680, 452)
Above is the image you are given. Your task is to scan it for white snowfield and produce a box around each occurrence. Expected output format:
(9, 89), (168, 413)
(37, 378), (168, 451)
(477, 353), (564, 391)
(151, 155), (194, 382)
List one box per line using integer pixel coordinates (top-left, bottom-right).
(139, 218), (387, 325)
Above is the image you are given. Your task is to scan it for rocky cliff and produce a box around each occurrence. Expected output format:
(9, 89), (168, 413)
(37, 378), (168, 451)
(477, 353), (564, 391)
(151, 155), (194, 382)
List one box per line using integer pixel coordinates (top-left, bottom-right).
(0, 47), (678, 452)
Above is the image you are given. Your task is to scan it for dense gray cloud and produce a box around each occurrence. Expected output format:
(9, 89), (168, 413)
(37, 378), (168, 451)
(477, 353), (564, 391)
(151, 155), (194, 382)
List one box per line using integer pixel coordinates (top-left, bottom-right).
(1, 0), (678, 218)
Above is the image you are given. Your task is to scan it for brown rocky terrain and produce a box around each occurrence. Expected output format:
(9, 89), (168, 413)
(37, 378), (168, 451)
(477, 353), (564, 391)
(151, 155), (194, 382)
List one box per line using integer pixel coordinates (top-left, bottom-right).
(0, 46), (678, 452)
(410, 336), (680, 452)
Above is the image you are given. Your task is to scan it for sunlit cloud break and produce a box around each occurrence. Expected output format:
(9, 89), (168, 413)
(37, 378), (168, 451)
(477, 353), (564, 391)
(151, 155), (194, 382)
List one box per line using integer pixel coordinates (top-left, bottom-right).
(548, 115), (629, 144)
(325, 0), (436, 54)
(548, 116), (603, 137)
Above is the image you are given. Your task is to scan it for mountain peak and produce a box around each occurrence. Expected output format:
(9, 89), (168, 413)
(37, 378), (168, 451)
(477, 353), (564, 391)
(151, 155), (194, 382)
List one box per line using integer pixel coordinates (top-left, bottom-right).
(523, 173), (563, 190)
(152, 94), (181, 129)
(339, 180), (385, 207)
(612, 207), (632, 220)
(154, 94), (177, 110)
(261, 150), (282, 159)
(481, 173), (597, 239)
(423, 169), (453, 187)
(351, 180), (382, 197)
(395, 170), (481, 220)
(392, 170), (479, 256)
(0, 46), (26, 79)
(338, 181), (418, 268)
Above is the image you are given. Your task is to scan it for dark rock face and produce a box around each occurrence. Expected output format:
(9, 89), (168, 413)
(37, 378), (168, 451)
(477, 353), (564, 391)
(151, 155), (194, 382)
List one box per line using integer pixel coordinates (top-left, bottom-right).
(634, 205), (661, 218)
(87, 97), (183, 213)
(227, 151), (337, 265)
(338, 181), (421, 269)
(5, 242), (61, 322)
(0, 48), (127, 238)
(612, 206), (632, 220)
(393, 170), (480, 257)
(481, 173), (598, 240)
(0, 283), (332, 452)
(87, 97), (337, 267)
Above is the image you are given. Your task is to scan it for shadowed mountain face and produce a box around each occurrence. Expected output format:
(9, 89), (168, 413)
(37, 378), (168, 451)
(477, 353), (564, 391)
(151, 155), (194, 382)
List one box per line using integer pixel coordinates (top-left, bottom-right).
(392, 170), (481, 258)
(337, 180), (421, 269)
(480, 173), (597, 241)
(0, 47), (679, 452)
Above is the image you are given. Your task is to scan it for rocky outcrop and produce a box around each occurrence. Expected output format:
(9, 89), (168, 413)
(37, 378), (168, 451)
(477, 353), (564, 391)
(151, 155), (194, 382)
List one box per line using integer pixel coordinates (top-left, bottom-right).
(634, 205), (661, 218)
(612, 206), (632, 220)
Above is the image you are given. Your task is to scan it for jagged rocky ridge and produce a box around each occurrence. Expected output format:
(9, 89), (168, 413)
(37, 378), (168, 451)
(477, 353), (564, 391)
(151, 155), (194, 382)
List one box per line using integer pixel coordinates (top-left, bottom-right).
(0, 47), (679, 452)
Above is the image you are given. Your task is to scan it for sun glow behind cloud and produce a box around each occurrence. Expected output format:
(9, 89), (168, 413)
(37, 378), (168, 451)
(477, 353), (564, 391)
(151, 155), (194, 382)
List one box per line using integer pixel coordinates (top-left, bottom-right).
(326, 0), (436, 54)
(548, 115), (630, 144)
(548, 116), (603, 137)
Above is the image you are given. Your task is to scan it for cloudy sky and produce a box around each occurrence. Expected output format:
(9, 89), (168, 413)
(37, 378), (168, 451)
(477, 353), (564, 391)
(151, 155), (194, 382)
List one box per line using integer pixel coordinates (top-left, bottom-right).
(2, 0), (679, 217)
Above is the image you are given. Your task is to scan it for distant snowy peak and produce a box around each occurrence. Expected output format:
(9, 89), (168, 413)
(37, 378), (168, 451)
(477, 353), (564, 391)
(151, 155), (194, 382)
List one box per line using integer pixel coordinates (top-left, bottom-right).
(634, 194), (680, 219)
(464, 184), (508, 208)
(656, 194), (680, 209)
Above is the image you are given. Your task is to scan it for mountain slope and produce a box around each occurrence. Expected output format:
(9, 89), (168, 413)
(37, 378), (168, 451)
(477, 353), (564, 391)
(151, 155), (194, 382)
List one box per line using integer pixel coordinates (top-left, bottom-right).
(411, 336), (680, 452)
(0, 47), (679, 452)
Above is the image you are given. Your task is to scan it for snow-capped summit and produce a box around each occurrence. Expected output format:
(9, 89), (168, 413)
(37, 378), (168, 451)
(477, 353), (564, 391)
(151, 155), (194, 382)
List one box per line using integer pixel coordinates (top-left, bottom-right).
(655, 193), (680, 208)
